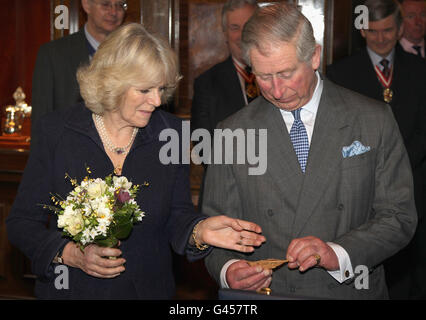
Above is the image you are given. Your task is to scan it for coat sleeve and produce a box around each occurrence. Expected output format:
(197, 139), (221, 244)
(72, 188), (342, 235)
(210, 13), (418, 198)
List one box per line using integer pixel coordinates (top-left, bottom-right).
(163, 116), (212, 261)
(191, 75), (214, 135)
(201, 118), (251, 283)
(31, 44), (54, 137)
(6, 117), (68, 282)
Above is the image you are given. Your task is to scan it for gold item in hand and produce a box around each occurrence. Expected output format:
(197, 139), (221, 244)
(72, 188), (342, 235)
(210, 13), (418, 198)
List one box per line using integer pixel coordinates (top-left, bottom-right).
(247, 258), (288, 270)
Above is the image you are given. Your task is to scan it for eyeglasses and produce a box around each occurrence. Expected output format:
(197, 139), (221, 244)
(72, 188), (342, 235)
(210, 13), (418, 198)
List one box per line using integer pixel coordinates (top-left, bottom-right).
(90, 0), (128, 12)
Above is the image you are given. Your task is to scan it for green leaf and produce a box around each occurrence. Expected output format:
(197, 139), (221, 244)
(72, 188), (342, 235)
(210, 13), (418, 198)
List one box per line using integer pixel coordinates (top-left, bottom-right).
(111, 220), (133, 239)
(95, 237), (119, 248)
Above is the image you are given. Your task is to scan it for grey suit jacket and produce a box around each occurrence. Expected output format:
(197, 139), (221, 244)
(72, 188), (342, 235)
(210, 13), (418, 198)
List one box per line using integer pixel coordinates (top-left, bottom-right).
(203, 79), (417, 299)
(31, 29), (90, 132)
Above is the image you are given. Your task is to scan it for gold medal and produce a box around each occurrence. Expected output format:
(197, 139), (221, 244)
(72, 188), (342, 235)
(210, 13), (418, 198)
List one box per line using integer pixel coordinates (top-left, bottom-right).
(374, 63), (394, 103)
(246, 82), (258, 99)
(383, 88), (393, 103)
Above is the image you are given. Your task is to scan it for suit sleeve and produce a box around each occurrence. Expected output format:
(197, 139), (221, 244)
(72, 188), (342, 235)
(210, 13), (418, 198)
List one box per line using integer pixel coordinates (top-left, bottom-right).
(191, 76), (213, 134)
(404, 67), (426, 171)
(334, 106), (418, 270)
(31, 45), (54, 136)
(202, 121), (250, 283)
(6, 117), (68, 281)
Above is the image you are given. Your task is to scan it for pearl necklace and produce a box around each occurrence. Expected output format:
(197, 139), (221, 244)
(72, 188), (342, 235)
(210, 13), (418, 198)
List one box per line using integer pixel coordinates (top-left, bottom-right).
(93, 113), (138, 156)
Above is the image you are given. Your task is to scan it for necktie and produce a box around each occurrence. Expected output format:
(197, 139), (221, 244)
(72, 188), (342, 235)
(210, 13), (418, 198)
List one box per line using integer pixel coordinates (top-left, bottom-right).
(413, 45), (422, 57)
(380, 59), (390, 79)
(289, 108), (309, 173)
(86, 39), (96, 58)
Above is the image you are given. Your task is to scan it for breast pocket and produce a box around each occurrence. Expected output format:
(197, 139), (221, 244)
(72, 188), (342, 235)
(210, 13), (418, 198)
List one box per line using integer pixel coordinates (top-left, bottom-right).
(341, 149), (375, 170)
(340, 149), (376, 225)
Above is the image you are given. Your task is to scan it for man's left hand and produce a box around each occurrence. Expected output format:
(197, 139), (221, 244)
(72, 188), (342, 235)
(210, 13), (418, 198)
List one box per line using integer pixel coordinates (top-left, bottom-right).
(286, 236), (339, 272)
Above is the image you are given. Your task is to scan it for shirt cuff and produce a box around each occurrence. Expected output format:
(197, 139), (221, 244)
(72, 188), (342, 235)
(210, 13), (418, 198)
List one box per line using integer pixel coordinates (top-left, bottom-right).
(220, 259), (240, 288)
(326, 242), (354, 283)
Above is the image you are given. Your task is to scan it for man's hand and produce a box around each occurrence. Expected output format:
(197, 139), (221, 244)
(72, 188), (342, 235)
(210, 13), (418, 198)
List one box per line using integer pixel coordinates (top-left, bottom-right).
(226, 260), (272, 290)
(286, 236), (339, 272)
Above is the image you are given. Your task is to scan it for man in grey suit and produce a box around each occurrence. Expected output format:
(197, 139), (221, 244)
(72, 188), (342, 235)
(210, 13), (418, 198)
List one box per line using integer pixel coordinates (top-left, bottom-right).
(31, 0), (126, 130)
(203, 2), (417, 299)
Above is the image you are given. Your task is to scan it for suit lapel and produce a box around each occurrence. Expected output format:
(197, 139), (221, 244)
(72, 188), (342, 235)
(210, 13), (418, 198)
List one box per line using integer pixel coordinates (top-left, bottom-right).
(359, 49), (384, 101)
(69, 29), (90, 78)
(221, 57), (246, 108)
(291, 79), (353, 237)
(254, 98), (304, 199)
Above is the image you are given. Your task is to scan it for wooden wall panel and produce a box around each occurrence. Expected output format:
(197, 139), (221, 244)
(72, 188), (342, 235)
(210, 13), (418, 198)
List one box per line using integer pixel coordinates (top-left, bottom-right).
(0, 0), (17, 109)
(0, 0), (50, 114)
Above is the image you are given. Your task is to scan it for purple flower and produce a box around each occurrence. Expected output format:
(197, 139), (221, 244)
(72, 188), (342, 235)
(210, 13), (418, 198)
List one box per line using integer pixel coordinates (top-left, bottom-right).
(115, 188), (131, 203)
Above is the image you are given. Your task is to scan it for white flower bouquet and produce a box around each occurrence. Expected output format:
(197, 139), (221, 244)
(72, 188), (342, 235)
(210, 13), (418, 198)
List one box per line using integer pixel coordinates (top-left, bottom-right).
(45, 168), (147, 249)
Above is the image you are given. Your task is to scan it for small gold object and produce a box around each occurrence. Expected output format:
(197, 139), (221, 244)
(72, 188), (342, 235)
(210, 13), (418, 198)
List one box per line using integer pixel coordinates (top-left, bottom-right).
(257, 287), (272, 295)
(247, 258), (288, 270)
(383, 88), (393, 103)
(246, 82), (258, 99)
(3, 87), (31, 134)
(114, 166), (122, 176)
(192, 220), (209, 251)
(314, 254), (321, 265)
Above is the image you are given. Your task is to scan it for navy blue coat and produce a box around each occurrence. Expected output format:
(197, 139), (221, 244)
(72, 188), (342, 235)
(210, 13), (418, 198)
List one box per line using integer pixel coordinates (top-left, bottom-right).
(6, 103), (210, 299)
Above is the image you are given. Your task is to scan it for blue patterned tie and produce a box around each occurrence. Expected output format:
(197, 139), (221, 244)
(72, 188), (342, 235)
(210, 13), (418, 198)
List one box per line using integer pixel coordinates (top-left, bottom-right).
(289, 108), (309, 173)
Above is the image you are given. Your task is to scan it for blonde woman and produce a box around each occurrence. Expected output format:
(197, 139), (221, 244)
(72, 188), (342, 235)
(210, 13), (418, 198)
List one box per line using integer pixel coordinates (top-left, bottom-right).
(7, 23), (265, 299)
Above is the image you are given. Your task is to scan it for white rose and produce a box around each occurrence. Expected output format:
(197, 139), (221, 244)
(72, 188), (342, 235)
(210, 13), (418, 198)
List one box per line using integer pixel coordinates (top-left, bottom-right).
(57, 214), (67, 228)
(87, 180), (107, 198)
(113, 176), (132, 190)
(67, 213), (84, 236)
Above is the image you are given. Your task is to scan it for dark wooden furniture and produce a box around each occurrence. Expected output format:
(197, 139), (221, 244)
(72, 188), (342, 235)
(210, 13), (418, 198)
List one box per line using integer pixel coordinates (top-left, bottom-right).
(0, 142), (34, 299)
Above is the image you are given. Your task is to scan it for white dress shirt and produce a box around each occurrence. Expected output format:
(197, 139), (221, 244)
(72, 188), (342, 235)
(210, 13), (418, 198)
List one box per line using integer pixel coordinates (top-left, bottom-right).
(84, 24), (100, 59)
(219, 72), (354, 288)
(400, 37), (425, 58)
(366, 47), (395, 72)
(233, 57), (250, 106)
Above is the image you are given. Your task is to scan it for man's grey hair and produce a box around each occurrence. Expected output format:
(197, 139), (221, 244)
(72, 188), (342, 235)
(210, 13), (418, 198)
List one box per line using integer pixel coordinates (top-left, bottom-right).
(222, 0), (259, 31)
(241, 2), (316, 65)
(364, 0), (403, 28)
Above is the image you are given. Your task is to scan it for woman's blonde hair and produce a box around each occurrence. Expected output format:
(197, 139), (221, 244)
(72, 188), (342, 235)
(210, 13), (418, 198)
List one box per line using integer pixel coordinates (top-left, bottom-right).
(77, 23), (181, 114)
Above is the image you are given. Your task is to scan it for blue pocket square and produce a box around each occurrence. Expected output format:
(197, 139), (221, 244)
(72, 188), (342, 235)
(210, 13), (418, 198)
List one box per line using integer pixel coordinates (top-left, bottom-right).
(342, 141), (371, 158)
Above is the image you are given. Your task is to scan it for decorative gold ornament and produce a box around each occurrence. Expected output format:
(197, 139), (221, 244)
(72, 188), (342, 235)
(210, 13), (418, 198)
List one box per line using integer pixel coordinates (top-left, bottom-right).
(3, 87), (31, 134)
(383, 88), (393, 103)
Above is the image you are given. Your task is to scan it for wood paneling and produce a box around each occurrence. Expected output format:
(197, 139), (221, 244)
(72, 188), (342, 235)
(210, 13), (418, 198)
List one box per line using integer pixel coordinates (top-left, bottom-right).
(0, 148), (34, 299)
(0, 0), (50, 128)
(329, 0), (353, 63)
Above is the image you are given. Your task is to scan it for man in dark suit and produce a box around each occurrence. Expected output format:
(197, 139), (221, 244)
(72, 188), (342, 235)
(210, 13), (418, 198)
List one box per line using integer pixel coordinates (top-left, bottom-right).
(399, 0), (425, 58)
(327, 0), (426, 299)
(203, 2), (417, 300)
(31, 0), (126, 130)
(191, 0), (258, 210)
(191, 0), (258, 136)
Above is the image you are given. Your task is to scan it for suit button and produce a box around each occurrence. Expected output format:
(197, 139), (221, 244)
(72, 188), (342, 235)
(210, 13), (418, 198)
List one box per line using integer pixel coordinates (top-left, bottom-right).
(267, 209), (274, 217)
(338, 204), (344, 210)
(345, 270), (350, 278)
